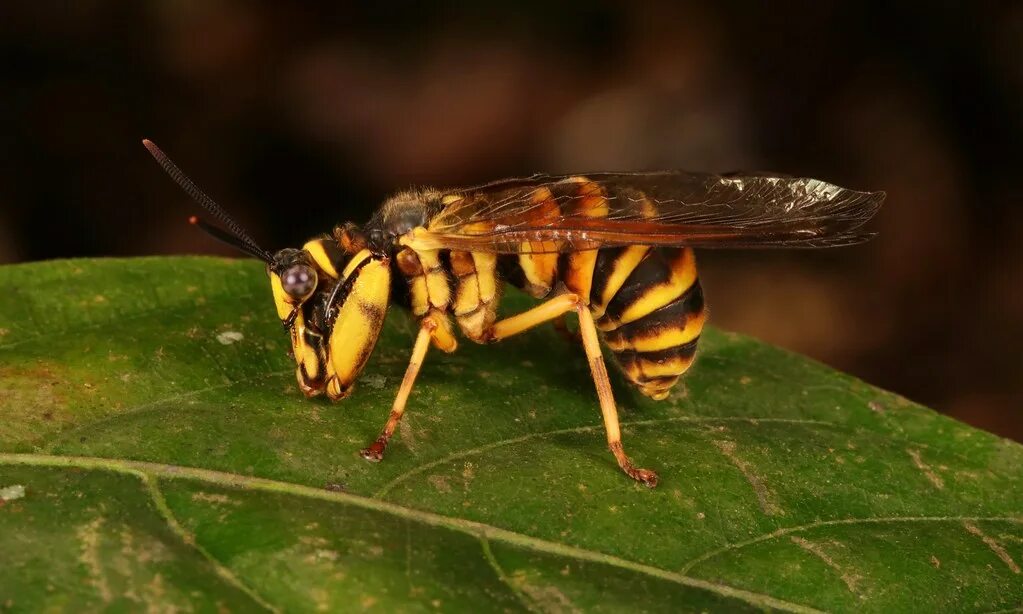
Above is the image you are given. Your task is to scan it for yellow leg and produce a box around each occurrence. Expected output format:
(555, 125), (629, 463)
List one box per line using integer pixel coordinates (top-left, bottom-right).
(361, 318), (436, 461)
(489, 293), (580, 340)
(364, 293), (658, 486)
(576, 306), (659, 487)
(491, 292), (658, 486)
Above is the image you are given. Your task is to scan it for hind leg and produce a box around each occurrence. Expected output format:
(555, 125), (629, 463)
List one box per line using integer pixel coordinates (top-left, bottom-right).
(575, 306), (659, 487)
(488, 293), (658, 487)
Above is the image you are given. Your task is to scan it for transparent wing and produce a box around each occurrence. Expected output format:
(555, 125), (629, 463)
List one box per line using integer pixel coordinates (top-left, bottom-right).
(421, 171), (884, 253)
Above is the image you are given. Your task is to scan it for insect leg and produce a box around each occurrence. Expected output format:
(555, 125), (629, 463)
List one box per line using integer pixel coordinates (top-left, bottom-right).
(361, 318), (437, 461)
(486, 294), (658, 486)
(488, 293), (580, 340)
(576, 305), (660, 488)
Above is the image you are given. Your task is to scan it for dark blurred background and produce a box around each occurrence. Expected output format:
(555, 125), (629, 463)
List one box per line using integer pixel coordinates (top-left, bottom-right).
(1, 3), (1020, 438)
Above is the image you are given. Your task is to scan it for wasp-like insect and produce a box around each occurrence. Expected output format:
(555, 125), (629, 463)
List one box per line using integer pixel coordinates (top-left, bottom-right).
(144, 139), (883, 487)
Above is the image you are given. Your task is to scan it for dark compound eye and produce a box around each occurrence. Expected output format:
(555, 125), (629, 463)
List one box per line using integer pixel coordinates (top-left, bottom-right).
(281, 265), (317, 299)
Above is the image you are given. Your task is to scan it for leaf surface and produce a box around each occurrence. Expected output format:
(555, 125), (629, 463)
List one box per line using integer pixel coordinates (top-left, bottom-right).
(1, 257), (1021, 612)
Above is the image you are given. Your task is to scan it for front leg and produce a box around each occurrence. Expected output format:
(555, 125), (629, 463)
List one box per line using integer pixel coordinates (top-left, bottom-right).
(361, 313), (454, 461)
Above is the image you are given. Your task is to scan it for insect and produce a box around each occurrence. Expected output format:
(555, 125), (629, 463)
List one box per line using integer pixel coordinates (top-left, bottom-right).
(143, 139), (883, 487)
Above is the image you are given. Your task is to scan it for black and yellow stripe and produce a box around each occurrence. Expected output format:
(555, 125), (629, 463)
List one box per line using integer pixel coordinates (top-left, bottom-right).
(578, 243), (703, 400)
(602, 277), (704, 399)
(424, 176), (706, 400)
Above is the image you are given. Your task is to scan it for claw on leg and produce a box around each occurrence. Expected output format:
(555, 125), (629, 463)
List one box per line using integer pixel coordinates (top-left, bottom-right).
(361, 438), (387, 462)
(577, 305), (661, 488)
(610, 441), (659, 487)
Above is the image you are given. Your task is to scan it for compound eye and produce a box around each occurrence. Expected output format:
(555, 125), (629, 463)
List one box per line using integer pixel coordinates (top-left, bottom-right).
(281, 265), (317, 299)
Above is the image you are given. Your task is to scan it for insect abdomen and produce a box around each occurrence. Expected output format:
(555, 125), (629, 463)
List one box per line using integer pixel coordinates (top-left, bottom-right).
(441, 176), (706, 400)
(584, 246), (705, 399)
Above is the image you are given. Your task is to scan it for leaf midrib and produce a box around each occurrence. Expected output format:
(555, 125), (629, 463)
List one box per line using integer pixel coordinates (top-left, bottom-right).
(0, 452), (826, 613)
(8, 452), (1023, 613)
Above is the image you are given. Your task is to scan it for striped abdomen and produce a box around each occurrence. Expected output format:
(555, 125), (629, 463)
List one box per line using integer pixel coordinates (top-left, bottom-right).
(494, 177), (707, 400)
(587, 246), (705, 399)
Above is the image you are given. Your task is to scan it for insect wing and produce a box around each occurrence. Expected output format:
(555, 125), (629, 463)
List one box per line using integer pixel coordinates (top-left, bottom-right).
(421, 172), (884, 253)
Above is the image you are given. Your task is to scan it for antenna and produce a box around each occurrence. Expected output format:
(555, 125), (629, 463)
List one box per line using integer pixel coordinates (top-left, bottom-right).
(187, 216), (274, 262)
(142, 139), (273, 264)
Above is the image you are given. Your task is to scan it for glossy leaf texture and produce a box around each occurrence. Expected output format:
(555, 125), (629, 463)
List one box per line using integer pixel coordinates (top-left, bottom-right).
(1, 257), (1021, 612)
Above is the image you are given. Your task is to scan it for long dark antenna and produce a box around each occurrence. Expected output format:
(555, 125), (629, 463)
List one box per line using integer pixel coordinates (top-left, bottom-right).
(187, 216), (274, 262)
(142, 139), (273, 264)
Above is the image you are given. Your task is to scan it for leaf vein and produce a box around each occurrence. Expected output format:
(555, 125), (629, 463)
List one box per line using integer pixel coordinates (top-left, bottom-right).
(141, 472), (278, 612)
(480, 536), (538, 613)
(38, 370), (291, 452)
(0, 452), (825, 614)
(372, 416), (834, 499)
(680, 515), (1023, 574)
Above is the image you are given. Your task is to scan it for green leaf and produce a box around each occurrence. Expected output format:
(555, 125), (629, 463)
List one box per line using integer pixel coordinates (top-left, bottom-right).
(1, 257), (1021, 612)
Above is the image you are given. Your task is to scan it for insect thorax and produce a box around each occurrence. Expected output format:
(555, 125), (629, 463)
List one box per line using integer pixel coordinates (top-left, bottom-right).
(364, 189), (444, 253)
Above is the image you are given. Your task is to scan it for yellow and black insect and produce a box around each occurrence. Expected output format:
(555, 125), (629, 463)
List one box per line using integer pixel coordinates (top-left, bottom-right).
(144, 139), (883, 487)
